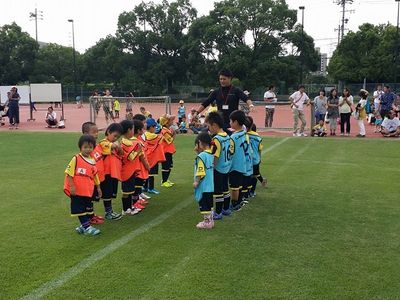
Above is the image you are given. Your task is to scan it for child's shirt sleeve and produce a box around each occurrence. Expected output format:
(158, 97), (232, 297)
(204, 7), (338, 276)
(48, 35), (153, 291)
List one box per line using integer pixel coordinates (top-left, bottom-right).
(195, 157), (206, 179)
(99, 140), (112, 155)
(65, 156), (77, 177)
(94, 173), (100, 185)
(212, 138), (221, 158)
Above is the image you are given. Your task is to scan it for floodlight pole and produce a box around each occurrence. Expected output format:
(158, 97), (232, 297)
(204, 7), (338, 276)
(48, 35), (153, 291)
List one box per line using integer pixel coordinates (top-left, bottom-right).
(299, 6), (305, 84)
(68, 19), (77, 101)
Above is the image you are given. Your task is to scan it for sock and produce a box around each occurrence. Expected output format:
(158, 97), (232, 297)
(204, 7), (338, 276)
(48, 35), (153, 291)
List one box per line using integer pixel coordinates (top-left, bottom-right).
(223, 193), (231, 210)
(78, 215), (91, 229)
(251, 177), (257, 194)
(149, 176), (155, 190)
(132, 195), (139, 206)
(162, 170), (169, 183)
(144, 179), (149, 191)
(103, 200), (112, 214)
(214, 196), (224, 214)
(122, 196), (131, 211)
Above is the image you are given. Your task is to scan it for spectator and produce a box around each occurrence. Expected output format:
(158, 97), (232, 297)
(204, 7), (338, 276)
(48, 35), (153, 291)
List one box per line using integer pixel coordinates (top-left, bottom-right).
(355, 89), (368, 138)
(264, 85), (277, 127)
(380, 110), (400, 137)
(338, 88), (353, 136)
(313, 89), (327, 123)
(289, 85), (310, 137)
(312, 119), (327, 137)
(179, 116), (188, 134)
(45, 107), (58, 127)
(177, 100), (186, 123)
(188, 108), (196, 124)
(8, 86), (20, 129)
(76, 95), (82, 108)
(373, 84), (384, 113)
(327, 88), (339, 136)
(140, 106), (151, 118)
(190, 116), (207, 134)
(379, 85), (396, 119)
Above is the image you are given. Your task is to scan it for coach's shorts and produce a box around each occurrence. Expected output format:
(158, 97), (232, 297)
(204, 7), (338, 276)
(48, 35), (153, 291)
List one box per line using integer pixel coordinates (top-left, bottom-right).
(214, 170), (229, 195)
(229, 170), (243, 190)
(122, 174), (136, 194)
(162, 153), (173, 170)
(252, 163), (260, 177)
(71, 195), (94, 217)
(101, 175), (119, 199)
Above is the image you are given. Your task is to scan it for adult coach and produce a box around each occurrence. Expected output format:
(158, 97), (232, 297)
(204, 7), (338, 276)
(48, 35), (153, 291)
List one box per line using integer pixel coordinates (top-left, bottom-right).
(193, 69), (254, 130)
(289, 85), (310, 136)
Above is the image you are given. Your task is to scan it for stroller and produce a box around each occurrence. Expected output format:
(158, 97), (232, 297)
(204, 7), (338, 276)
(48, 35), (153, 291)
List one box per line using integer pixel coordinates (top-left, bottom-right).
(0, 101), (8, 126)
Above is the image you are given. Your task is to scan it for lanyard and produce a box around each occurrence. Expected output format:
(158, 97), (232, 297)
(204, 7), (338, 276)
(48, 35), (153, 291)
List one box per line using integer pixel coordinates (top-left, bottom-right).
(220, 86), (233, 105)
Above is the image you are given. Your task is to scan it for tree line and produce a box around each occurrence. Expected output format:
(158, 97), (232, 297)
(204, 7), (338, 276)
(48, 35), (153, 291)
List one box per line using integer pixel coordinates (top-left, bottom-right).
(0, 0), (397, 96)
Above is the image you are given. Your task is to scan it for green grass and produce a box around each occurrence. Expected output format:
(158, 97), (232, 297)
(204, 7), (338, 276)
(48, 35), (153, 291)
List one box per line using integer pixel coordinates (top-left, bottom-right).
(1, 132), (400, 299)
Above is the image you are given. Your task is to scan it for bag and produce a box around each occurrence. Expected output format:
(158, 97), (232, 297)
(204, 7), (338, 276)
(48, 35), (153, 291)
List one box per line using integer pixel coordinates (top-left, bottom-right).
(324, 112), (329, 124)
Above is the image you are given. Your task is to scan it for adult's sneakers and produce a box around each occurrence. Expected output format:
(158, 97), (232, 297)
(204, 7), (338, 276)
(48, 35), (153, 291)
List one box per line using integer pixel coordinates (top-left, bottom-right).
(105, 211), (122, 220)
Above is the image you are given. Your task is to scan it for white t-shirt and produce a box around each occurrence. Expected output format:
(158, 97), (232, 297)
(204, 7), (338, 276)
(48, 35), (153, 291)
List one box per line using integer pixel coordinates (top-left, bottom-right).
(382, 117), (400, 132)
(339, 95), (353, 114)
(264, 90), (277, 109)
(373, 90), (383, 108)
(45, 111), (57, 121)
(290, 91), (309, 111)
(188, 112), (194, 124)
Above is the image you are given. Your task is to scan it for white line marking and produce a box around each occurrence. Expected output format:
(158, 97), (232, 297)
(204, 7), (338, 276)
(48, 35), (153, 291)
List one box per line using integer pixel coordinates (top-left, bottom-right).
(262, 137), (290, 155)
(21, 199), (191, 300)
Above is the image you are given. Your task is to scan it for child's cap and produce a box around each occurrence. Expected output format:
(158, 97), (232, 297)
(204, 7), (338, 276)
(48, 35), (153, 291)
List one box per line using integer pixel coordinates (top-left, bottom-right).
(159, 114), (176, 126)
(179, 100), (184, 104)
(146, 118), (157, 128)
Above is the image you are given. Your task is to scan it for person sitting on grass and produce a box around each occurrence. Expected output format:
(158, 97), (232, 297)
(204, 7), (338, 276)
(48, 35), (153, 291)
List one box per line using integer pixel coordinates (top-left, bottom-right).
(179, 116), (188, 134)
(45, 107), (58, 128)
(312, 119), (327, 137)
(140, 106), (151, 118)
(380, 110), (400, 137)
(189, 116), (207, 134)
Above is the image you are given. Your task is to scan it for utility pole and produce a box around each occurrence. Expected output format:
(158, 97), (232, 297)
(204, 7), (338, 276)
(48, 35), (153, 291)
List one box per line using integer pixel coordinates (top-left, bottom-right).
(68, 19), (77, 99)
(395, 0), (400, 85)
(29, 8), (43, 42)
(335, 0), (354, 43)
(299, 6), (305, 84)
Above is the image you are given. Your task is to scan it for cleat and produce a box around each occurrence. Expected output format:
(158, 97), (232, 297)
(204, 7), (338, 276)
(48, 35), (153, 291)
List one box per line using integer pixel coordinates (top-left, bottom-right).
(140, 193), (151, 200)
(90, 215), (104, 225)
(167, 180), (175, 186)
(138, 198), (149, 205)
(147, 188), (160, 194)
(161, 181), (173, 188)
(131, 208), (142, 215)
(133, 202), (146, 210)
(83, 226), (101, 236)
(122, 208), (137, 216)
(212, 211), (223, 220)
(196, 220), (214, 229)
(222, 208), (232, 216)
(93, 214), (104, 220)
(105, 211), (122, 220)
(75, 226), (85, 234)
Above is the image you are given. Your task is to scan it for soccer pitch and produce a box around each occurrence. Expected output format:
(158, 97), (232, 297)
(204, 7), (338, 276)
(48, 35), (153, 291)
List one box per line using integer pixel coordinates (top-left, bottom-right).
(1, 133), (400, 299)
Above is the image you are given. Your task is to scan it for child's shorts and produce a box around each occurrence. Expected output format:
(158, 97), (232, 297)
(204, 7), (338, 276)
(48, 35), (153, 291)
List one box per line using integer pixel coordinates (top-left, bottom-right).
(214, 170), (229, 195)
(101, 175), (119, 199)
(149, 164), (159, 175)
(122, 174), (136, 194)
(162, 153), (173, 170)
(198, 192), (213, 212)
(229, 170), (244, 190)
(71, 195), (94, 216)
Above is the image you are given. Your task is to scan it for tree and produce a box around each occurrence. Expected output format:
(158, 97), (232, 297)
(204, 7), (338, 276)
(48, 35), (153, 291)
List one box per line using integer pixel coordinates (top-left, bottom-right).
(328, 23), (398, 83)
(30, 43), (80, 83)
(0, 23), (38, 84)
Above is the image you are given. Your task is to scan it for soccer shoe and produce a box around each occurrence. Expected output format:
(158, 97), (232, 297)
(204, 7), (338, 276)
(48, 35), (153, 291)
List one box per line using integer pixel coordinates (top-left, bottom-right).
(148, 188), (160, 194)
(83, 226), (101, 236)
(212, 211), (223, 220)
(133, 202), (146, 210)
(105, 211), (122, 220)
(140, 193), (151, 200)
(131, 208), (142, 215)
(196, 220), (214, 229)
(222, 208), (232, 216)
(161, 181), (173, 188)
(167, 180), (175, 186)
(300, 132), (308, 137)
(90, 216), (104, 225)
(122, 208), (137, 216)
(138, 198), (149, 205)
(94, 214), (105, 221)
(75, 226), (85, 234)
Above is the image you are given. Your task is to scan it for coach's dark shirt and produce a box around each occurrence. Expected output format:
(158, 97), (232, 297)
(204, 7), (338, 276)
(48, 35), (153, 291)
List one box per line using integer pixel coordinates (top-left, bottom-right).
(201, 86), (248, 128)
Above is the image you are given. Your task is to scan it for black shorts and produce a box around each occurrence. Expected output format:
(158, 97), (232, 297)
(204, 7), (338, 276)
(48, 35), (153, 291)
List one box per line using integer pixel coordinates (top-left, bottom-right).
(198, 192), (213, 212)
(100, 175), (119, 199)
(162, 153), (173, 170)
(252, 164), (260, 177)
(214, 170), (229, 195)
(71, 195), (94, 216)
(229, 170), (243, 190)
(149, 164), (159, 175)
(121, 174), (135, 194)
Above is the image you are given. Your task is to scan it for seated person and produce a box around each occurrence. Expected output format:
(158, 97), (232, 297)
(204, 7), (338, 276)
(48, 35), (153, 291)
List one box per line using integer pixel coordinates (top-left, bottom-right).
(380, 110), (400, 137)
(179, 116), (188, 134)
(45, 107), (58, 127)
(312, 119), (327, 137)
(189, 115), (208, 134)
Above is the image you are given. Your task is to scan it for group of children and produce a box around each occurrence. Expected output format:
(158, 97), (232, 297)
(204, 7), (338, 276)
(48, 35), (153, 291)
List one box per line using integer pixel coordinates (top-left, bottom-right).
(63, 108), (266, 234)
(64, 113), (177, 235)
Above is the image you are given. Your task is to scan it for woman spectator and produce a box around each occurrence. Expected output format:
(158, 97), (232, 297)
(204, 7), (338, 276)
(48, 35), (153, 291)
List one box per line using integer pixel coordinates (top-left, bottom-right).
(338, 88), (353, 136)
(313, 90), (327, 123)
(8, 86), (21, 129)
(264, 85), (277, 127)
(45, 106), (58, 127)
(327, 88), (339, 136)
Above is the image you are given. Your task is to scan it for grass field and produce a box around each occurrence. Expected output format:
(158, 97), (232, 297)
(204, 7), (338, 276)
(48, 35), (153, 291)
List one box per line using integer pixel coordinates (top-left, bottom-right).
(1, 132), (400, 299)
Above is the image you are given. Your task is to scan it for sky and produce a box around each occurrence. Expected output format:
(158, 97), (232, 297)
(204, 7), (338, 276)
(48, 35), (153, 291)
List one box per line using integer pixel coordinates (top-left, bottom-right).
(1, 0), (399, 57)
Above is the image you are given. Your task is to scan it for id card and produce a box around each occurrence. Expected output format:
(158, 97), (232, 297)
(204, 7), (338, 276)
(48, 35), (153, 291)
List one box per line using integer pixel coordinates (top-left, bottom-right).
(222, 105), (229, 110)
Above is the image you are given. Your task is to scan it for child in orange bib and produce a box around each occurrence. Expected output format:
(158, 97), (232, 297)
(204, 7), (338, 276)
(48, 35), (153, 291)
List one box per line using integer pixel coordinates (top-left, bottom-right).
(159, 114), (176, 188)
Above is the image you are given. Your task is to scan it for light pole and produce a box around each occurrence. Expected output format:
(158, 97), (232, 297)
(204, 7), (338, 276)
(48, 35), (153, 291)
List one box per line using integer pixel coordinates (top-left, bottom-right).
(299, 6), (305, 84)
(68, 19), (77, 100)
(29, 8), (43, 42)
(395, 0), (400, 86)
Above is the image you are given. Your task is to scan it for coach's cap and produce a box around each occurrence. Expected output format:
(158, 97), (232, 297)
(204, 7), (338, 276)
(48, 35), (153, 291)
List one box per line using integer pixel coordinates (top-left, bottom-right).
(179, 100), (184, 104)
(159, 114), (176, 126)
(146, 118), (157, 128)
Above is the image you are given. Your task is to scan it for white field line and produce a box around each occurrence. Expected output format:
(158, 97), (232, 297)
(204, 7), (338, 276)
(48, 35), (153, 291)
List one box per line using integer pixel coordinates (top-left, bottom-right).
(21, 199), (191, 300)
(21, 137), (292, 300)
